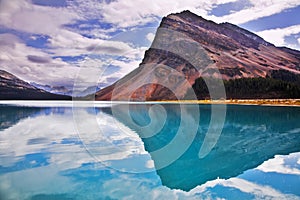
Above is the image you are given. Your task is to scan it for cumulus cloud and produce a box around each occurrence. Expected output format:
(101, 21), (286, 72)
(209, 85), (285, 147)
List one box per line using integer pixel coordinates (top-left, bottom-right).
(0, 0), (141, 89)
(146, 32), (155, 43)
(72, 44), (145, 91)
(97, 0), (235, 28)
(1, 0), (300, 89)
(0, 107), (147, 168)
(256, 24), (300, 49)
(256, 153), (300, 175)
(73, 46), (146, 89)
(208, 0), (300, 24)
(0, 33), (78, 86)
(0, 0), (80, 36)
(101, 57), (143, 82)
(72, 57), (106, 91)
(73, 0), (300, 29)
(45, 30), (138, 59)
(218, 178), (298, 199)
(102, 174), (299, 200)
(0, 165), (74, 200)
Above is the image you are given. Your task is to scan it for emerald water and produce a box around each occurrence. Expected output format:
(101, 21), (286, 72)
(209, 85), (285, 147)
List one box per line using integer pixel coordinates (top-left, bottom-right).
(0, 102), (300, 200)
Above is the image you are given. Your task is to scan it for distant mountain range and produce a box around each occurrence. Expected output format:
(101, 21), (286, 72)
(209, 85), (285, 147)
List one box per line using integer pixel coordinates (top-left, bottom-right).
(30, 82), (72, 96)
(30, 82), (103, 97)
(0, 70), (71, 100)
(95, 10), (300, 101)
(0, 70), (104, 99)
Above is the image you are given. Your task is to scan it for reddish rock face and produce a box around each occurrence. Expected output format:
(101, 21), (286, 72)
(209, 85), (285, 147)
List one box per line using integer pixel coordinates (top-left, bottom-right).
(95, 10), (300, 101)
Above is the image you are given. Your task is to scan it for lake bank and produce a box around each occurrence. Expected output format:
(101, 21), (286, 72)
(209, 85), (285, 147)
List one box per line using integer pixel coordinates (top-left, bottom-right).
(1, 99), (300, 107)
(154, 99), (300, 106)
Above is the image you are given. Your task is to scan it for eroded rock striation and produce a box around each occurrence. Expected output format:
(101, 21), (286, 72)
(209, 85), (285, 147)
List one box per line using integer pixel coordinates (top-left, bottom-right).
(95, 10), (300, 101)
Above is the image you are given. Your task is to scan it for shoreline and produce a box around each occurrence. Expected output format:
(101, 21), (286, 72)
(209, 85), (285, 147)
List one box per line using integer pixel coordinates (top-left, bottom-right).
(154, 99), (300, 106)
(1, 99), (300, 107)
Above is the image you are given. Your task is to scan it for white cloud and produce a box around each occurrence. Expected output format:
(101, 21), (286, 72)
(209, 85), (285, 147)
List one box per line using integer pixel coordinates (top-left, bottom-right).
(209, 0), (300, 25)
(256, 153), (300, 175)
(219, 178), (298, 199)
(0, 1), (137, 53)
(71, 46), (146, 91)
(190, 177), (300, 199)
(0, 165), (74, 200)
(0, 0), (148, 89)
(1, 105), (300, 199)
(1, 0), (300, 89)
(47, 28), (136, 55)
(97, 0), (238, 28)
(0, 30), (143, 89)
(102, 173), (300, 200)
(0, 0), (80, 36)
(73, 0), (300, 30)
(104, 59), (140, 82)
(256, 24), (300, 49)
(0, 107), (147, 171)
(0, 33), (78, 86)
(71, 57), (106, 92)
(146, 32), (155, 43)
(87, 59), (140, 89)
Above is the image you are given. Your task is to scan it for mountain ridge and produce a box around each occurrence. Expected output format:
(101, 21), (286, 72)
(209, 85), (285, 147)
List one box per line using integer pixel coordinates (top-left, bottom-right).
(0, 69), (71, 100)
(94, 10), (300, 101)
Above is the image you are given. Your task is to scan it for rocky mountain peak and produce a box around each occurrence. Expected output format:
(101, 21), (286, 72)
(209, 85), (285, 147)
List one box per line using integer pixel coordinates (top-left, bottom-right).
(94, 10), (300, 101)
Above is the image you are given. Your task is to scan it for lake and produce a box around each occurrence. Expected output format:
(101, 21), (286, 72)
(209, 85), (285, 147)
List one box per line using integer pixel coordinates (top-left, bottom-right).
(0, 101), (300, 200)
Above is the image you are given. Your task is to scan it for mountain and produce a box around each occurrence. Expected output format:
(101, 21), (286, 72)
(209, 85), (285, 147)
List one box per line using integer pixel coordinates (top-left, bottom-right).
(30, 82), (103, 98)
(94, 10), (300, 101)
(30, 82), (104, 97)
(30, 82), (72, 96)
(0, 70), (71, 100)
(76, 85), (103, 97)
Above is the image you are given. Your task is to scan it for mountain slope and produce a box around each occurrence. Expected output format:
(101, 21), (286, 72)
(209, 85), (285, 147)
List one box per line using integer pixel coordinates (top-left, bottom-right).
(0, 70), (71, 100)
(95, 10), (300, 101)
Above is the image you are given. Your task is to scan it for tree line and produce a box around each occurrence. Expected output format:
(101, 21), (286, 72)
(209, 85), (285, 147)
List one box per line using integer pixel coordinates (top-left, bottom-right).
(185, 69), (300, 99)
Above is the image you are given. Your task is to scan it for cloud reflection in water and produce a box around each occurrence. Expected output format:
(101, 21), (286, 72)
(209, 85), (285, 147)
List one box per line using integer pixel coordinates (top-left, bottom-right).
(0, 104), (299, 200)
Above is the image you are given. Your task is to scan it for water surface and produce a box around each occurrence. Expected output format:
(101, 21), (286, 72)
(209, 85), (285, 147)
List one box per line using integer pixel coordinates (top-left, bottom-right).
(0, 102), (300, 199)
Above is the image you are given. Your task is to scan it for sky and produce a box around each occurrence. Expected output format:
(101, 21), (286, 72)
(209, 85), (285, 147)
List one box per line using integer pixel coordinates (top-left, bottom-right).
(0, 0), (300, 91)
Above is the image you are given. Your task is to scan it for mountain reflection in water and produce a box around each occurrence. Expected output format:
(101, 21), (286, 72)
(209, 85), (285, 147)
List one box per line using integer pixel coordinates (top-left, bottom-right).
(0, 103), (300, 199)
(108, 104), (300, 191)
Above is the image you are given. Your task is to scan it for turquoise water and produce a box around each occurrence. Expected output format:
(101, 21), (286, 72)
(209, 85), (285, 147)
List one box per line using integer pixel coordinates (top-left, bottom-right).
(0, 103), (300, 199)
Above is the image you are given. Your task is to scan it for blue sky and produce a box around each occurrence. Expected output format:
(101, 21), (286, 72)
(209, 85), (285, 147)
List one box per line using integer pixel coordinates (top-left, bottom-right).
(0, 0), (300, 91)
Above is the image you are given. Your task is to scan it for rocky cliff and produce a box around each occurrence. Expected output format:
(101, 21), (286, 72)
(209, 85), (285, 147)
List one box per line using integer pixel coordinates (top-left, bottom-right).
(95, 10), (300, 101)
